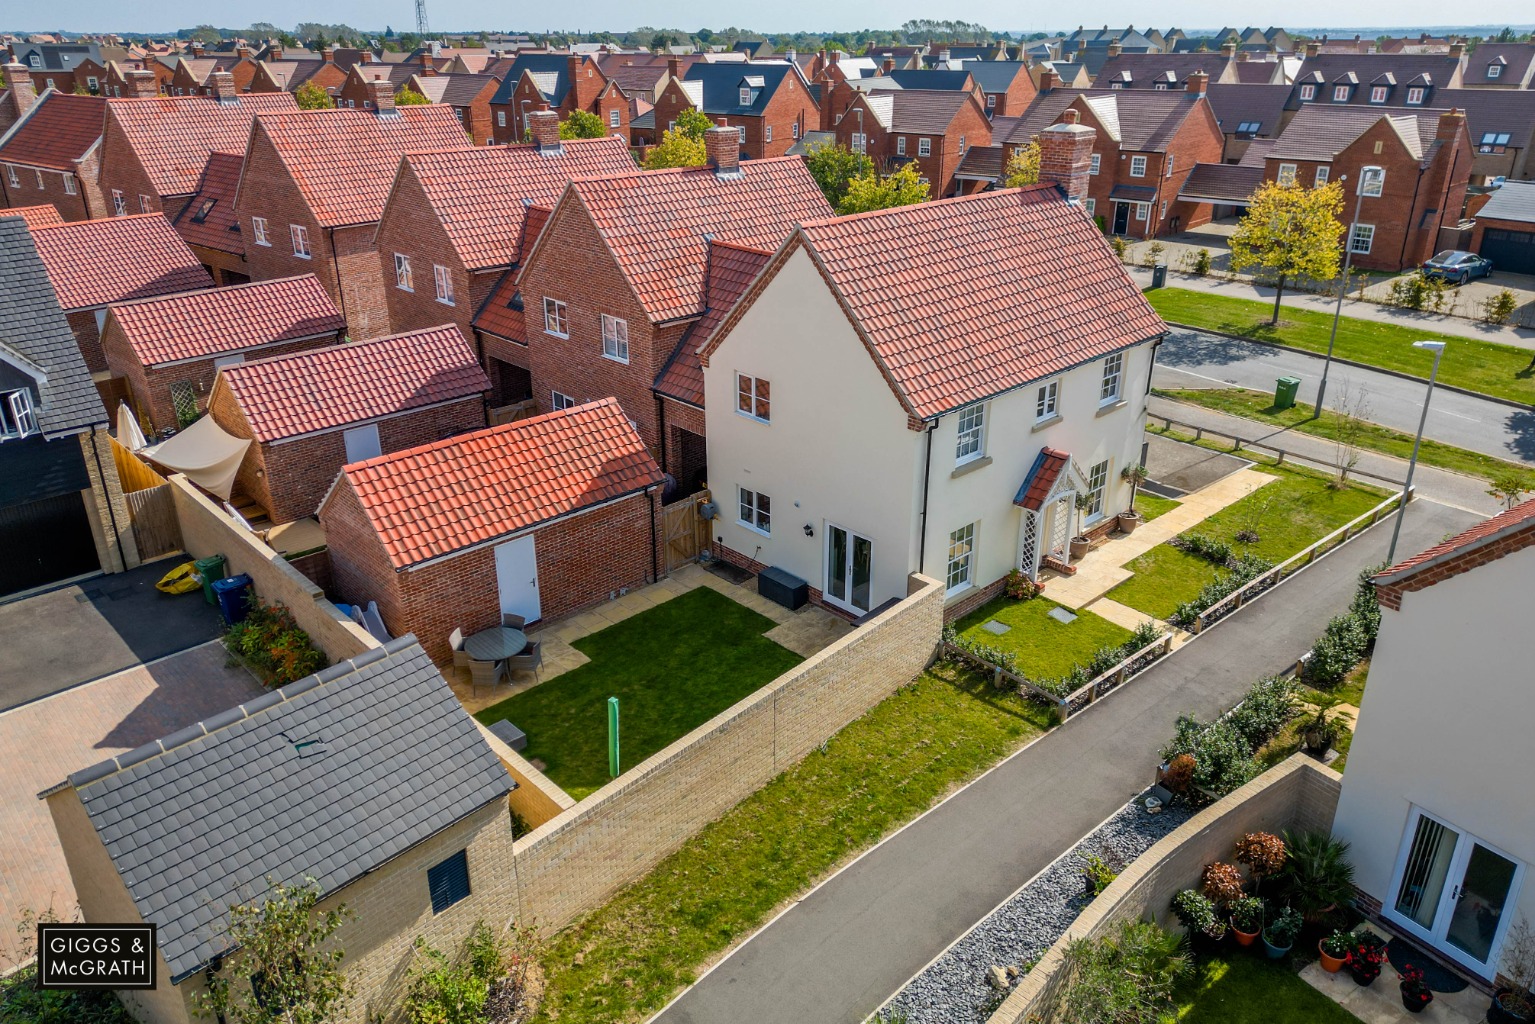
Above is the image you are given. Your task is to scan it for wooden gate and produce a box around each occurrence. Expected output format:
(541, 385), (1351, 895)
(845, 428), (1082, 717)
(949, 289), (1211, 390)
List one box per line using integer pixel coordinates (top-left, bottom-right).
(661, 489), (711, 572)
(126, 484), (183, 561)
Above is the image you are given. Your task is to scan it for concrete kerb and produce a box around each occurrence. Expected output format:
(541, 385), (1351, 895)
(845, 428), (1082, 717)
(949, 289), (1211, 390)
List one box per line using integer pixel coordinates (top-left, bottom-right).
(1161, 319), (1535, 412)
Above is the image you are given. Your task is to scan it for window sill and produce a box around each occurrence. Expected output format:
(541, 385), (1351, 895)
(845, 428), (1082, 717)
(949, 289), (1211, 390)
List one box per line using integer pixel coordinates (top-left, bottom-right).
(436, 298), (456, 307)
(545, 331), (570, 340)
(944, 581), (975, 600)
(602, 353), (630, 365)
(950, 455), (992, 479)
(1031, 413), (1062, 433)
(1096, 399), (1127, 417)
(292, 253), (311, 260)
(397, 286), (414, 293)
(735, 410), (770, 425)
(737, 521), (771, 538)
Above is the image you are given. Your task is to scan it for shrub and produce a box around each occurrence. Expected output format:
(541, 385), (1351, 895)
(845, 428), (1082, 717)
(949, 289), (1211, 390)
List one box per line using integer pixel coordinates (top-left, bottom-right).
(1172, 889), (1219, 936)
(1202, 861), (1246, 906)
(1169, 555), (1275, 629)
(1265, 906), (1303, 948)
(1193, 248), (1212, 276)
(1161, 753), (1196, 794)
(1, 909), (135, 1024)
(1053, 919), (1190, 1024)
(1172, 531), (1234, 567)
(1160, 715), (1207, 763)
(224, 601), (329, 686)
(1230, 896), (1265, 933)
(1141, 240), (1167, 268)
(1003, 568), (1042, 600)
(1190, 718), (1261, 795)
(1109, 235), (1129, 262)
(1226, 676), (1297, 749)
(1277, 830), (1356, 918)
(1349, 564), (1384, 642)
(1082, 850), (1123, 896)
(1306, 613), (1371, 687)
(1235, 832), (1288, 878)
(1321, 929), (1354, 958)
(1481, 288), (1519, 325)
(1387, 271), (1449, 312)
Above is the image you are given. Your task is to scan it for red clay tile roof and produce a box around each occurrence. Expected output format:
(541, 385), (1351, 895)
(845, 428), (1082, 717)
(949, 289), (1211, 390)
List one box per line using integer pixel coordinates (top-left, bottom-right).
(656, 240), (772, 408)
(251, 106), (473, 227)
(172, 151), (244, 255)
(336, 397), (664, 567)
(105, 92), (296, 198)
(0, 92), (105, 172)
(219, 324), (487, 441)
(109, 275), (343, 366)
(780, 186), (1165, 420)
(471, 204), (550, 342)
(1375, 498), (1535, 589)
(395, 137), (635, 271)
(534, 156), (832, 323)
(2, 205), (65, 228)
(28, 214), (212, 310)
(1014, 448), (1069, 511)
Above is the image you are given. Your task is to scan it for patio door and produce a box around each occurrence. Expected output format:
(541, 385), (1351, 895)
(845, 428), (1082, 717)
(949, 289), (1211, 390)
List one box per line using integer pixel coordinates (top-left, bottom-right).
(826, 524), (872, 615)
(494, 534), (541, 624)
(1387, 808), (1525, 977)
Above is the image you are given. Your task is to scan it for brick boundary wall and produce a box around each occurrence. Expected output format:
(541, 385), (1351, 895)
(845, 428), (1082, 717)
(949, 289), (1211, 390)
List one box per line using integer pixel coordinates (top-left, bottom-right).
(986, 756), (1342, 1024)
(504, 572), (945, 932)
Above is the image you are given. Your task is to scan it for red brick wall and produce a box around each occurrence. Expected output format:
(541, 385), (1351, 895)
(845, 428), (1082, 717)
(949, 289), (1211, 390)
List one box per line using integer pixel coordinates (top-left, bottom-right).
(986, 71), (1037, 117)
(97, 110), (172, 216)
(187, 243), (252, 286)
(65, 308), (108, 374)
(835, 96), (992, 198)
(1161, 101), (1226, 235)
(0, 162), (98, 221)
(375, 167), (483, 340)
(594, 85), (630, 141)
(659, 397), (707, 492)
(1376, 527), (1535, 611)
(334, 222), (391, 339)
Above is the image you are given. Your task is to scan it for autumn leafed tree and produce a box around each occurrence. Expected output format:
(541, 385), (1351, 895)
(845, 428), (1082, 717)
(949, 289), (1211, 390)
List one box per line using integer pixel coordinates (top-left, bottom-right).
(804, 141), (874, 208)
(837, 162), (930, 215)
(1001, 141), (1041, 188)
(559, 109), (606, 139)
(1228, 180), (1345, 324)
(294, 81), (335, 110)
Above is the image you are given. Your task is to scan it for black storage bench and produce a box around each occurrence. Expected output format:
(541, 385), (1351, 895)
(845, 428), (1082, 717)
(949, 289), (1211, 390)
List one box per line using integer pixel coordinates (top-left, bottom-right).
(757, 566), (809, 611)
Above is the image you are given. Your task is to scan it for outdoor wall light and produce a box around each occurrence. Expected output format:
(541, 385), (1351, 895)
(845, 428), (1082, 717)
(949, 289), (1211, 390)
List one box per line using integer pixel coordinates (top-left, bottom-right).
(803, 523), (815, 537)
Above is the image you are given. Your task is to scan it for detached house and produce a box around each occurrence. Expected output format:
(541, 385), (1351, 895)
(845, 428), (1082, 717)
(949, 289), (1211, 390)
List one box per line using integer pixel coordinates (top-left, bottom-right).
(209, 324), (488, 524)
(649, 59), (819, 159)
(405, 72), (502, 143)
(834, 88), (993, 197)
(960, 60), (1039, 116)
(0, 90), (106, 220)
(486, 53), (629, 145)
(100, 276), (345, 433)
(322, 398), (664, 661)
(234, 93), (473, 339)
(700, 128), (1167, 619)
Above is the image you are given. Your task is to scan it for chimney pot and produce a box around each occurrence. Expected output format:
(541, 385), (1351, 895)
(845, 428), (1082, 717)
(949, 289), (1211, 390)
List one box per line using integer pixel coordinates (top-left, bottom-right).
(191, 43), (204, 57)
(527, 109), (562, 152)
(705, 125), (741, 177)
(367, 76), (396, 115)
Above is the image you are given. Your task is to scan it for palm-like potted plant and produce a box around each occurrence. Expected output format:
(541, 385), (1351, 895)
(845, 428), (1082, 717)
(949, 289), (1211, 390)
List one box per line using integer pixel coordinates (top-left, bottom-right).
(1070, 493), (1095, 560)
(1277, 830), (1355, 923)
(1229, 897), (1264, 947)
(1118, 464), (1150, 533)
(1490, 918), (1535, 1024)
(1262, 906), (1302, 959)
(1319, 930), (1352, 973)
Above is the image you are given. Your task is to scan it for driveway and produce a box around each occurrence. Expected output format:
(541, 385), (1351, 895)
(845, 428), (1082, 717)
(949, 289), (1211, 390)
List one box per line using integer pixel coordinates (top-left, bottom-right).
(653, 498), (1480, 1024)
(0, 642), (262, 934)
(0, 557), (225, 712)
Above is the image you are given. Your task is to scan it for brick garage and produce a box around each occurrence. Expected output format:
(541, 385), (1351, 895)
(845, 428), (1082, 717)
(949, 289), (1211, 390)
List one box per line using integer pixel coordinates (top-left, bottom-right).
(321, 398), (664, 662)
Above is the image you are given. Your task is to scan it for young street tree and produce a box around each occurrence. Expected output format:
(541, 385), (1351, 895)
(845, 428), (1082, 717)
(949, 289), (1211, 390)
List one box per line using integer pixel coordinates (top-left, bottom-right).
(837, 163), (930, 215)
(560, 109), (606, 139)
(672, 108), (713, 140)
(643, 127), (707, 169)
(1228, 180), (1345, 324)
(1001, 140), (1041, 187)
(394, 87), (432, 106)
(294, 81), (335, 110)
(804, 141), (874, 209)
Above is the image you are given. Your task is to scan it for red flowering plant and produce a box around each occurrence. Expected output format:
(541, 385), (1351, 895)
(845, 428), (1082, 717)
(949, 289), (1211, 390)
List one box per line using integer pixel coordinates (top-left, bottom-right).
(1398, 964), (1433, 1010)
(1347, 936), (1387, 984)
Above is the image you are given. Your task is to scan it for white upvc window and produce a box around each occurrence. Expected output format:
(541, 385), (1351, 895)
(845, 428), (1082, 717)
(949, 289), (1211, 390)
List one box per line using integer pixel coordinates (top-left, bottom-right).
(1085, 459), (1109, 518)
(1361, 165), (1385, 196)
(1160, 199), (1168, 218)
(1134, 202), (1150, 221)
(958, 134), (966, 155)
(112, 189), (126, 216)
(35, 169), (44, 190)
(0, 389), (39, 441)
(946, 522), (975, 594)
(1370, 85), (1388, 103)
(736, 125), (746, 143)
(1332, 84), (1350, 102)
(1036, 379), (1059, 420)
(138, 194), (152, 212)
(1165, 154), (1174, 177)
(1349, 223), (1375, 254)
(433, 264), (454, 305)
(497, 110), (506, 126)
(543, 297), (568, 337)
(1084, 197), (1096, 216)
(792, 123), (800, 139)
(1299, 84), (1316, 101)
(63, 173), (77, 195)
(290, 223), (310, 258)
(1100, 352), (1124, 404)
(896, 135), (906, 156)
(1089, 153), (1101, 175)
(1314, 166), (1329, 186)
(86, 76), (98, 90)
(739, 87), (752, 105)
(601, 313), (629, 362)
(850, 132), (866, 153)
(737, 486), (771, 535)
(5, 165), (16, 187)
(987, 92), (997, 109)
(1487, 63), (1502, 79)
(609, 109), (620, 127)
(955, 402), (985, 464)
(550, 390), (575, 410)
(735, 373), (770, 422)
(1129, 155), (1147, 177)
(394, 253), (413, 290)
(764, 124), (772, 142)
(918, 137), (931, 157)
(1406, 87), (1426, 104)
(252, 216), (270, 246)
(1277, 163), (1297, 186)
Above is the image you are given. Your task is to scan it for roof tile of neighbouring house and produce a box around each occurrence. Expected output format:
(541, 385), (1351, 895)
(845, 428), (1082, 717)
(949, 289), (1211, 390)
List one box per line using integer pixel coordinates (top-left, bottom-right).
(338, 397), (664, 567)
(27, 213), (211, 311)
(3, 204), (65, 228)
(220, 324), (488, 440)
(543, 157), (831, 323)
(1205, 83), (1292, 136)
(0, 92), (105, 172)
(396, 136), (635, 271)
(1178, 161), (1265, 202)
(656, 240), (773, 408)
(1284, 53), (1463, 109)
(1013, 447), (1070, 511)
(1461, 42), (1535, 85)
(1375, 498), (1535, 588)
(104, 92), (296, 198)
(58, 637), (513, 984)
(884, 88), (977, 133)
(1267, 104), (1443, 162)
(108, 276), (342, 366)
(171, 150), (245, 255)
(1005, 89), (1205, 151)
(1477, 180), (1535, 224)
(1091, 52), (1232, 89)
(411, 72), (500, 107)
(251, 106), (472, 227)
(788, 186), (1166, 420)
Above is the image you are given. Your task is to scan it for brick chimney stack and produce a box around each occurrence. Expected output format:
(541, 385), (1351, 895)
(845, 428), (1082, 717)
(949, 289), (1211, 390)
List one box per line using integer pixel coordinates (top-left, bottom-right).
(191, 43), (205, 57)
(1449, 41), (1466, 59)
(1221, 41), (1236, 58)
(1107, 40), (1122, 58)
(705, 124), (741, 178)
(1187, 70), (1208, 96)
(668, 56), (682, 79)
(1038, 108), (1098, 205)
(236, 45), (252, 60)
(268, 45), (283, 62)
(360, 51), (373, 64)
(1238, 50), (1250, 62)
(1305, 40), (1320, 58)
(1038, 67), (1058, 93)
(210, 70), (238, 105)
(367, 75), (396, 115)
(321, 47), (334, 63)
(125, 68), (158, 98)
(527, 108), (562, 153)
(2, 63), (36, 113)
(1436, 107), (1466, 143)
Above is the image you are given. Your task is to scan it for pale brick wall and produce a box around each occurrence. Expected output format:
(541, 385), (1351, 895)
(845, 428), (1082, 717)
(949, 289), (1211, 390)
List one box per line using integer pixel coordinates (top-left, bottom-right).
(78, 426), (140, 574)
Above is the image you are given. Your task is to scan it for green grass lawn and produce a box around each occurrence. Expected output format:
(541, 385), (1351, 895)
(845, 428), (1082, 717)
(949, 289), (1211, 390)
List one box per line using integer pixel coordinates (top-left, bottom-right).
(953, 597), (1134, 679)
(1146, 287), (1535, 406)
(1166, 953), (1363, 1023)
(531, 663), (1055, 1023)
(1137, 491), (1182, 522)
(1158, 386), (1532, 486)
(474, 588), (802, 800)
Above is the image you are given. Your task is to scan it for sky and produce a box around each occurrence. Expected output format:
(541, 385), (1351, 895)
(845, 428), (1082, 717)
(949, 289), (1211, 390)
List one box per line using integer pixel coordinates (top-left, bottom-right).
(13, 0), (1535, 36)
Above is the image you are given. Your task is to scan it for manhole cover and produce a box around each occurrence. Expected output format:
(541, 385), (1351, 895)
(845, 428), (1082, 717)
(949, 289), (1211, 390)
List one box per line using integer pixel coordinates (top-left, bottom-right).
(76, 590), (103, 603)
(980, 620), (1011, 635)
(1048, 607), (1078, 625)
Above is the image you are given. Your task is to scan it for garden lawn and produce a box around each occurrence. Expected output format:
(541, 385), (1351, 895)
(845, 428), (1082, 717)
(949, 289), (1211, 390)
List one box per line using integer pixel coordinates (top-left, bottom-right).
(1158, 387), (1531, 485)
(1167, 952), (1364, 1023)
(954, 596), (1133, 680)
(1146, 287), (1535, 406)
(1136, 491), (1182, 522)
(474, 587), (802, 800)
(531, 663), (1055, 1023)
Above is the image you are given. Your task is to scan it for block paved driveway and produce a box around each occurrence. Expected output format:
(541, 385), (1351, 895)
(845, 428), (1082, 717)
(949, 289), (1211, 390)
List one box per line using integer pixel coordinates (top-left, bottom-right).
(0, 642), (261, 934)
(654, 498), (1479, 1024)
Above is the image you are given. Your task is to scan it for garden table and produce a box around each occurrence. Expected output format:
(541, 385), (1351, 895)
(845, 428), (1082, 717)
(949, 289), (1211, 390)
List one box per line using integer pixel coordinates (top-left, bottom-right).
(463, 625), (527, 662)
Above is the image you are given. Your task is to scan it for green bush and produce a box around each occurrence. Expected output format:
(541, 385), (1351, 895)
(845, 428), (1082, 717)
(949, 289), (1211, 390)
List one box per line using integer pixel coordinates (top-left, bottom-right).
(1191, 719), (1262, 794)
(1193, 248), (1212, 276)
(402, 922), (507, 1024)
(1226, 676), (1297, 749)
(224, 601), (329, 687)
(1387, 271), (1450, 312)
(1481, 288), (1519, 325)
(1171, 889), (1220, 936)
(1173, 531), (1235, 567)
(1110, 235), (1129, 262)
(1306, 614), (1370, 686)
(1170, 555), (1275, 629)
(1053, 919), (1190, 1022)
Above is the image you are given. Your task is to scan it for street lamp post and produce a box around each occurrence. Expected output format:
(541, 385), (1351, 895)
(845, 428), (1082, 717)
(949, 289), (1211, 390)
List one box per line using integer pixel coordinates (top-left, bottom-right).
(1316, 167), (1385, 416)
(1386, 340), (1446, 564)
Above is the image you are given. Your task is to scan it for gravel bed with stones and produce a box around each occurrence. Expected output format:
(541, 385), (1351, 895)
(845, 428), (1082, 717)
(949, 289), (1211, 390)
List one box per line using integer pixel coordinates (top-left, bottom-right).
(878, 792), (1195, 1024)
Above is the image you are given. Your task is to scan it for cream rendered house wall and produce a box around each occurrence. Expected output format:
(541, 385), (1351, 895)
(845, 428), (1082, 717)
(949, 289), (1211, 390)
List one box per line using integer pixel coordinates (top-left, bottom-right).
(1332, 546), (1535, 979)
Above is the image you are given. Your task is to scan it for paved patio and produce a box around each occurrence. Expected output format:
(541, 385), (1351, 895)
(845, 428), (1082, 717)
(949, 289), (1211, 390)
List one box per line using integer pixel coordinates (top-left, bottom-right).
(1301, 958), (1486, 1024)
(445, 562), (852, 714)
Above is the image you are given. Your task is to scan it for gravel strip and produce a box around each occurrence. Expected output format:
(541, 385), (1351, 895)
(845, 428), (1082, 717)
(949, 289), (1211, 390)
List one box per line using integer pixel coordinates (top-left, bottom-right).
(879, 792), (1195, 1024)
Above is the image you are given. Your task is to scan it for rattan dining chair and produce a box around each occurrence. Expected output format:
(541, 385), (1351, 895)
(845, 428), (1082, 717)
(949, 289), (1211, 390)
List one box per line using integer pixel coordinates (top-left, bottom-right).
(501, 613), (527, 630)
(449, 628), (470, 680)
(505, 641), (542, 683)
(469, 657), (506, 694)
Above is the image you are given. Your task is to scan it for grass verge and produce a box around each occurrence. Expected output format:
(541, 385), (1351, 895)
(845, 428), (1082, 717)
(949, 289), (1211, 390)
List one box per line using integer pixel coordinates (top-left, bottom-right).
(1145, 287), (1535, 406)
(530, 663), (1054, 1023)
(1136, 491), (1182, 522)
(953, 597), (1133, 679)
(1167, 952), (1365, 1023)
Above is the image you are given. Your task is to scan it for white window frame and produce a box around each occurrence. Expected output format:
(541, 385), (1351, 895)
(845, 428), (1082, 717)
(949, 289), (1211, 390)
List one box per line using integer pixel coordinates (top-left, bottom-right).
(918, 137), (931, 157)
(1089, 153), (1101, 175)
(138, 194), (152, 212)
(252, 216), (270, 246)
(497, 110), (506, 126)
(791, 123), (800, 140)
(1165, 154), (1174, 177)
(737, 486), (771, 535)
(896, 135), (906, 156)
(35, 169), (45, 190)
(1349, 223), (1375, 254)
(63, 173), (77, 195)
(433, 264), (454, 305)
(1299, 84), (1316, 101)
(290, 223), (311, 259)
(1084, 197), (1096, 216)
(764, 124), (772, 143)
(609, 108), (620, 128)
(5, 165), (16, 187)
(958, 134), (966, 155)
(850, 132), (866, 154)
(735, 373), (770, 423)
(1100, 352), (1124, 404)
(550, 390), (575, 410)
(1487, 63), (1502, 79)
(1332, 84), (1350, 102)
(0, 389), (40, 441)
(986, 93), (997, 109)
(1036, 379), (1059, 420)
(601, 313), (629, 363)
(1129, 155), (1147, 177)
(1085, 460), (1110, 519)
(738, 87), (752, 105)
(1134, 202), (1150, 221)
(1277, 163), (1297, 186)
(1360, 165), (1385, 196)
(1160, 199), (1168, 218)
(86, 75), (99, 91)
(112, 189), (126, 216)
(954, 402), (985, 464)
(1370, 85), (1388, 103)
(1314, 166), (1330, 186)
(1406, 87), (1425, 105)
(394, 253), (413, 291)
(945, 522), (976, 594)
(736, 125), (746, 144)
(543, 297), (568, 337)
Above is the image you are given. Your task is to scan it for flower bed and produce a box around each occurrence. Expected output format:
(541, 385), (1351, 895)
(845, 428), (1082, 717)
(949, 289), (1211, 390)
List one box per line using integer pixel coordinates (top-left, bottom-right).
(223, 601), (329, 687)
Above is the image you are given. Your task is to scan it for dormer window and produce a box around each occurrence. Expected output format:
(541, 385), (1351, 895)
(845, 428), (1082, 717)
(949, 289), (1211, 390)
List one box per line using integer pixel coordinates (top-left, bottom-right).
(739, 87), (751, 105)
(1406, 87), (1426, 105)
(1487, 63), (1502, 79)
(1332, 85), (1350, 101)
(1299, 84), (1316, 101)
(0, 389), (39, 441)
(1369, 85), (1387, 103)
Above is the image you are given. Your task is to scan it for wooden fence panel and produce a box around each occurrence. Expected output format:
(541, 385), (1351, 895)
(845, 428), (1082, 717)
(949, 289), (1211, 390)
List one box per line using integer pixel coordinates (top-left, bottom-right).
(661, 490), (711, 572)
(110, 437), (166, 494)
(126, 484), (182, 561)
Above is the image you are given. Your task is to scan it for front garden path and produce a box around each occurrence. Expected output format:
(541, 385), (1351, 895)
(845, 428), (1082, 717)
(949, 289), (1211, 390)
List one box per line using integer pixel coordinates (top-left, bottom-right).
(1300, 958), (1484, 1024)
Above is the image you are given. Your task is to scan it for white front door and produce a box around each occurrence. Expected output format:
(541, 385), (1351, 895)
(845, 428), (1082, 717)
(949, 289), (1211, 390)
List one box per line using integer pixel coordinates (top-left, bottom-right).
(1387, 807), (1526, 978)
(343, 423), (382, 464)
(825, 523), (873, 615)
(494, 534), (541, 624)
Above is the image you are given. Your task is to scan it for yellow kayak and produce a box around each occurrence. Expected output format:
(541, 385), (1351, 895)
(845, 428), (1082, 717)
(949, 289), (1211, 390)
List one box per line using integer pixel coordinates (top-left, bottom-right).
(155, 561), (202, 595)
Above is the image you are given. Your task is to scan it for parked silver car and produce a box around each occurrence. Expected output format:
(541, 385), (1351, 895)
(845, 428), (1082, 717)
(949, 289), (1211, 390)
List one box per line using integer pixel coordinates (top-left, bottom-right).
(1422, 250), (1493, 284)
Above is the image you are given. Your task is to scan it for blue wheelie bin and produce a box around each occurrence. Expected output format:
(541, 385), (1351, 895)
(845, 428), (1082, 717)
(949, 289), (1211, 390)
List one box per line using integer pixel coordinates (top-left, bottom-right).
(212, 573), (254, 626)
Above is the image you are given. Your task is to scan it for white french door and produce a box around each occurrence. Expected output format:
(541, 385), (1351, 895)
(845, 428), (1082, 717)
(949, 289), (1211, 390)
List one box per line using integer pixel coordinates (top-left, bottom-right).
(1387, 807), (1525, 977)
(825, 524), (873, 615)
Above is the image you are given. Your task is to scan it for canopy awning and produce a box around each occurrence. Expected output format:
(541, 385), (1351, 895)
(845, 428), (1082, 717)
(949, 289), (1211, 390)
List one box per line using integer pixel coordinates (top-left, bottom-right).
(141, 415), (250, 500)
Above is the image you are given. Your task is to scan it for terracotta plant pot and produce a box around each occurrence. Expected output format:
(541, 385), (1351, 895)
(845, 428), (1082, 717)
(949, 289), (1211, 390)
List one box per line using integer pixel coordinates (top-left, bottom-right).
(1318, 941), (1347, 973)
(1117, 511), (1141, 534)
(1070, 537), (1090, 560)
(1231, 922), (1260, 947)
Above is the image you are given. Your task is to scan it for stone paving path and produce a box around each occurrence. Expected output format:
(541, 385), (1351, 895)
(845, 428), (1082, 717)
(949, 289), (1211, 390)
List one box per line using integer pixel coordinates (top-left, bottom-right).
(1301, 958), (1484, 1024)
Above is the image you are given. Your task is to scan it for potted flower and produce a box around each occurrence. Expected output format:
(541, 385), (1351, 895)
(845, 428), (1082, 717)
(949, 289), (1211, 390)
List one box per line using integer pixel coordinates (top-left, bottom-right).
(1346, 935), (1387, 986)
(1319, 930), (1352, 973)
(1229, 897), (1264, 947)
(1302, 706), (1342, 758)
(1070, 493), (1095, 560)
(1262, 906), (1302, 959)
(1172, 889), (1225, 945)
(1118, 464), (1149, 533)
(1490, 918), (1535, 1024)
(1398, 964), (1434, 1014)
(1277, 830), (1355, 924)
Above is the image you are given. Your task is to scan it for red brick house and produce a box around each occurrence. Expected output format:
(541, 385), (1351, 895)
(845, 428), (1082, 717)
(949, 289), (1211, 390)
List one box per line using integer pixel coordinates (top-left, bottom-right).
(27, 213), (212, 375)
(97, 83), (294, 219)
(834, 88), (993, 197)
(405, 73), (502, 143)
(648, 59), (818, 159)
(0, 91), (107, 220)
(334, 63), (419, 109)
(172, 151), (249, 285)
(486, 53), (629, 145)
(209, 324), (489, 523)
(374, 115), (635, 393)
(247, 56), (348, 98)
(478, 131), (831, 480)
(233, 94), (472, 339)
(321, 397), (664, 661)
(100, 275), (345, 433)
(961, 60), (1039, 117)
